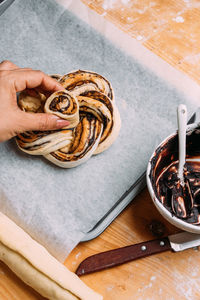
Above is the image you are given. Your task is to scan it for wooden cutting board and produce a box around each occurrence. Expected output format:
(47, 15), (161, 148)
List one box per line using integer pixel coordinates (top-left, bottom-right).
(1, 1), (200, 299)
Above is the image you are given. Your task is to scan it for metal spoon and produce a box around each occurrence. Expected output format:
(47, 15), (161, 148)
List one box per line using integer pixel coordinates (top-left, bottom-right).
(177, 104), (187, 185)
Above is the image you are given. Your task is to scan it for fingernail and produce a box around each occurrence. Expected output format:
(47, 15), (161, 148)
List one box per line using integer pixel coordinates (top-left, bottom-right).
(56, 119), (70, 128)
(50, 115), (70, 128)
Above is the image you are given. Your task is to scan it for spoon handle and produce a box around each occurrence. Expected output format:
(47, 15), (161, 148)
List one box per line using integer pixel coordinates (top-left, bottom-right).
(177, 104), (187, 183)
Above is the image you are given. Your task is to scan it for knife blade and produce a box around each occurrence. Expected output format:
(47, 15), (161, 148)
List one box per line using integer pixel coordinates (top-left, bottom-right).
(75, 231), (200, 276)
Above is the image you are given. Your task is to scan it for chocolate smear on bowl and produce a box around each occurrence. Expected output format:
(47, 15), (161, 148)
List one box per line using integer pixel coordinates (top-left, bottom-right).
(149, 125), (200, 225)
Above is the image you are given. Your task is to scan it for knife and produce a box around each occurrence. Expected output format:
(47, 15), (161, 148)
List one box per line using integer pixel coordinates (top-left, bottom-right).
(75, 231), (200, 276)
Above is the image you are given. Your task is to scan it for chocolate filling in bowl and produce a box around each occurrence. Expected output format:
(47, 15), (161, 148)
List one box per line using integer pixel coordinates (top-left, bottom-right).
(149, 123), (200, 225)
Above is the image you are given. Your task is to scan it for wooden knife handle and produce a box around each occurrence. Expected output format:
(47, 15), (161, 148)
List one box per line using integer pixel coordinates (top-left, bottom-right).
(76, 237), (171, 276)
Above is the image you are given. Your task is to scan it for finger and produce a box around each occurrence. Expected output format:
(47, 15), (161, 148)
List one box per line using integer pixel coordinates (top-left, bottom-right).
(11, 70), (64, 93)
(18, 67), (33, 71)
(0, 60), (19, 71)
(33, 88), (53, 98)
(23, 88), (41, 97)
(19, 111), (70, 132)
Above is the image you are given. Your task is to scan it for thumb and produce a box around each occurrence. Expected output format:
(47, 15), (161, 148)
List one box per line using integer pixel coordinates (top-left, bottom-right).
(19, 112), (70, 132)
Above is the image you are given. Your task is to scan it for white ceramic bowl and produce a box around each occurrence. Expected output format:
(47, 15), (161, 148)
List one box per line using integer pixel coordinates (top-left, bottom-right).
(146, 122), (200, 233)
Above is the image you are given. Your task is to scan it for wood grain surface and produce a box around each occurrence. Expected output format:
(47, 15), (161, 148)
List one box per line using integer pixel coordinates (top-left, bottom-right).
(82, 0), (200, 85)
(65, 190), (200, 300)
(1, 1), (200, 299)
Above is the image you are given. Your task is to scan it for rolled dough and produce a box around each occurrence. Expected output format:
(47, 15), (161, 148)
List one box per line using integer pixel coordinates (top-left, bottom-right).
(0, 212), (102, 300)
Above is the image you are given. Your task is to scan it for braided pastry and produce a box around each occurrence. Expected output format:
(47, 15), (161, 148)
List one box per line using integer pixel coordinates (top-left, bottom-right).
(16, 70), (121, 168)
(44, 91), (79, 129)
(18, 91), (46, 113)
(60, 70), (114, 100)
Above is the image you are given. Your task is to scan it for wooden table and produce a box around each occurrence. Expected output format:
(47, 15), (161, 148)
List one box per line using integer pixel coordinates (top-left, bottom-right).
(1, 1), (200, 299)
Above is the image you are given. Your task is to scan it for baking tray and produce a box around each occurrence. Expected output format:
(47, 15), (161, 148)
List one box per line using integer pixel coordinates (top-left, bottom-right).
(81, 172), (146, 241)
(81, 108), (200, 242)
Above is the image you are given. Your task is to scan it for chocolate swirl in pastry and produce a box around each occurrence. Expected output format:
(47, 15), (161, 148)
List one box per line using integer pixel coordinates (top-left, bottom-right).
(77, 90), (120, 154)
(45, 114), (103, 168)
(44, 91), (79, 129)
(16, 130), (73, 156)
(16, 70), (121, 168)
(59, 70), (114, 100)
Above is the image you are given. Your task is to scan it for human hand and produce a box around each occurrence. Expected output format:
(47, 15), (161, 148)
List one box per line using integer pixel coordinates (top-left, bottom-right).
(0, 60), (69, 142)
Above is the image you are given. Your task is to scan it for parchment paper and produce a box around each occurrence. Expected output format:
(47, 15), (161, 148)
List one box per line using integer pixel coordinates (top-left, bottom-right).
(0, 0), (199, 261)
